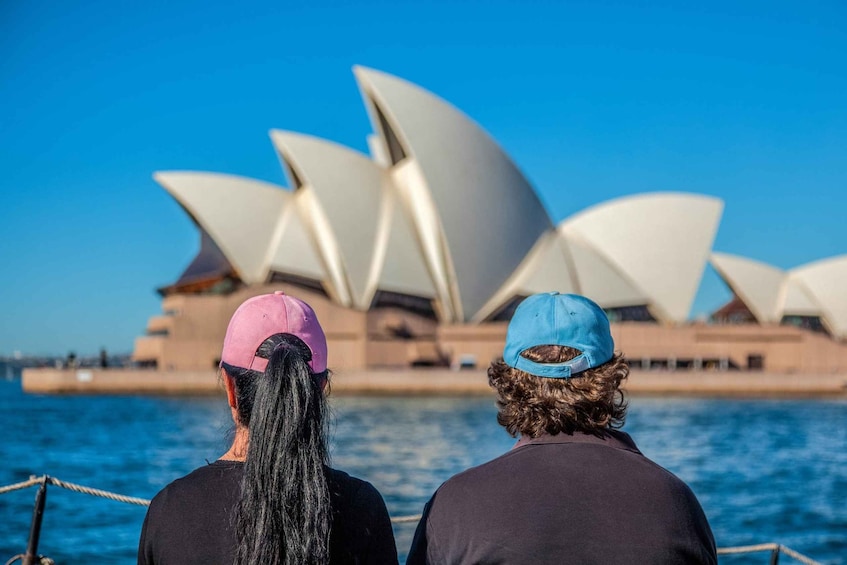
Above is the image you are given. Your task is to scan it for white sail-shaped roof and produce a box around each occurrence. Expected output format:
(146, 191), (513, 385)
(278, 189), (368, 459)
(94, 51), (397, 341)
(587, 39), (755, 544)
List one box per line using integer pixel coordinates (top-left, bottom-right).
(263, 191), (328, 284)
(472, 230), (577, 322)
(780, 279), (821, 316)
(154, 172), (292, 284)
(709, 253), (847, 338)
(354, 66), (553, 322)
(270, 130), (433, 308)
(271, 131), (382, 308)
(789, 256), (847, 339)
(371, 182), (436, 299)
(560, 193), (723, 323)
(565, 235), (648, 309)
(710, 252), (785, 323)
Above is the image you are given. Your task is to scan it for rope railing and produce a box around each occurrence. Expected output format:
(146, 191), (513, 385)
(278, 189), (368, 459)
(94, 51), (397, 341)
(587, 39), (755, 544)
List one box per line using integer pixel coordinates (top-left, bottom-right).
(0, 476), (825, 564)
(388, 514), (421, 524)
(0, 477), (42, 496)
(44, 476), (150, 506)
(717, 543), (823, 565)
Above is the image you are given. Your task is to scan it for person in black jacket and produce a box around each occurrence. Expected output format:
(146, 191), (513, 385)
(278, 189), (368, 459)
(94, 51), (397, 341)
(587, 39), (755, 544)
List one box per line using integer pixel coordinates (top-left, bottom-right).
(139, 291), (398, 565)
(407, 292), (716, 565)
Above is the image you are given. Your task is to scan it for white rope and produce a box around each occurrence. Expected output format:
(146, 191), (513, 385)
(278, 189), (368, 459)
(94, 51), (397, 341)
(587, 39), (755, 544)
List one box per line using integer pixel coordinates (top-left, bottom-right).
(3, 556), (53, 565)
(780, 545), (825, 565)
(718, 543), (779, 554)
(0, 477), (42, 495)
(390, 514), (421, 524)
(45, 476), (150, 506)
(717, 543), (823, 565)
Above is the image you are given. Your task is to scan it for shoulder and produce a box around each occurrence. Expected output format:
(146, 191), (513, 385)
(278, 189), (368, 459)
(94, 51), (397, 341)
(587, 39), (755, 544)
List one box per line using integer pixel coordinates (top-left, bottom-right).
(327, 468), (388, 512)
(431, 445), (524, 498)
(429, 430), (699, 507)
(609, 442), (703, 500)
(148, 461), (241, 514)
(140, 462), (242, 564)
(158, 461), (241, 493)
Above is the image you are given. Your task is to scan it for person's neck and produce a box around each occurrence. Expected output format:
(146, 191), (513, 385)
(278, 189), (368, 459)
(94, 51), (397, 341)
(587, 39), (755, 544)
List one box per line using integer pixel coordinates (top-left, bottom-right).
(220, 426), (249, 461)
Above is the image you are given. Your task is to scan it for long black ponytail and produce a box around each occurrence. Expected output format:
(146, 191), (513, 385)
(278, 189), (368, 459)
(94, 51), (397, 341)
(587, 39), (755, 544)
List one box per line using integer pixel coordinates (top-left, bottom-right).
(223, 332), (331, 565)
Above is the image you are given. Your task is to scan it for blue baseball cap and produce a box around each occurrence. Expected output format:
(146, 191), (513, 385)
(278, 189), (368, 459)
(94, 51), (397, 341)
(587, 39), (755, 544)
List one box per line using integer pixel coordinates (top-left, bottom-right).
(503, 292), (614, 379)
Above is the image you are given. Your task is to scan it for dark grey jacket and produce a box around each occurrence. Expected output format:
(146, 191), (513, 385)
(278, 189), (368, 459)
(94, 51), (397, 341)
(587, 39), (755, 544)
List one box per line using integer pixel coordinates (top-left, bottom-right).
(407, 430), (716, 565)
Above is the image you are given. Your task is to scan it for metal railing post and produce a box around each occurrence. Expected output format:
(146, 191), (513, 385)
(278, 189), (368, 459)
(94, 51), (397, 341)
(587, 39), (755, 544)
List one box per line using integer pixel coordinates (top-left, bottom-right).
(770, 544), (780, 565)
(22, 476), (48, 565)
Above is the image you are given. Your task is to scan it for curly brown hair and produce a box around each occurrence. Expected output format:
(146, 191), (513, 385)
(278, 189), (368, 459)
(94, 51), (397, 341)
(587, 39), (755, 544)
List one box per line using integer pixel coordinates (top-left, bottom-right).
(488, 345), (629, 438)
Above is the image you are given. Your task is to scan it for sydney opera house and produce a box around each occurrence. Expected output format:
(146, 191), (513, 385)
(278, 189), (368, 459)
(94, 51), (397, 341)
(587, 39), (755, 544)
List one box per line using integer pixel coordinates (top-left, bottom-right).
(133, 66), (847, 375)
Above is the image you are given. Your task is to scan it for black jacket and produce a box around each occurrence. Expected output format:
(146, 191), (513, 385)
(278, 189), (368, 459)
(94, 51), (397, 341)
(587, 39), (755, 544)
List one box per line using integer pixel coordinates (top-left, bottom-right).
(407, 430), (716, 565)
(138, 460), (398, 564)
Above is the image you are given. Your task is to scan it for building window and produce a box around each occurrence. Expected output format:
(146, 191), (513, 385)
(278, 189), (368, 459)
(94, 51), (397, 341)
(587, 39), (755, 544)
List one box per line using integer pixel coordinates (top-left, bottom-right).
(747, 354), (764, 370)
(268, 271), (329, 297)
(488, 295), (528, 322)
(371, 290), (437, 319)
(604, 305), (656, 323)
(781, 315), (828, 335)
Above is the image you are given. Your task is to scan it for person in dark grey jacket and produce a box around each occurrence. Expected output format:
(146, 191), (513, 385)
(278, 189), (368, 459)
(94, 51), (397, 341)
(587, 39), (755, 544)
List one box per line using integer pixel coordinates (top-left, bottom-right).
(407, 292), (716, 565)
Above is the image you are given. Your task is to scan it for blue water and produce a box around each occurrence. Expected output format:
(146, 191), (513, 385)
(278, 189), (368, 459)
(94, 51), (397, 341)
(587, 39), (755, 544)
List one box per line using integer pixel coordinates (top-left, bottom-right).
(0, 379), (844, 564)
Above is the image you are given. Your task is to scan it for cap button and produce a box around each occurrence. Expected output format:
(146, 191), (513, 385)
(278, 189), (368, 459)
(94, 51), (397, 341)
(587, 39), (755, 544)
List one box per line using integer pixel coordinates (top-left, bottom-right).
(274, 291), (285, 295)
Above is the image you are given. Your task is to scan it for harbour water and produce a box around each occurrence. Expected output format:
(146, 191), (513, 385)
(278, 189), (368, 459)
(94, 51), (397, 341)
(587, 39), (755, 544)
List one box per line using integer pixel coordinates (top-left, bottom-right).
(0, 379), (844, 564)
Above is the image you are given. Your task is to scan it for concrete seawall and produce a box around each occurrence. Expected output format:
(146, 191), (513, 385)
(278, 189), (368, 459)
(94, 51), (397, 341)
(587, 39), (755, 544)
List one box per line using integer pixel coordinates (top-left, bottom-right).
(21, 367), (847, 397)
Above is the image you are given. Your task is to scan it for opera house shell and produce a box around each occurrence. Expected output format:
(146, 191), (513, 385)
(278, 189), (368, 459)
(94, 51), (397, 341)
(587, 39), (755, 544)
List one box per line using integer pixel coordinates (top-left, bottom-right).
(133, 66), (847, 374)
(710, 253), (847, 339)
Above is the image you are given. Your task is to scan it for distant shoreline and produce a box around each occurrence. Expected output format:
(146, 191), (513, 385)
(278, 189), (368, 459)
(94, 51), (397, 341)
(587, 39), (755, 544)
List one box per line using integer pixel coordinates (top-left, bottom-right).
(21, 367), (847, 398)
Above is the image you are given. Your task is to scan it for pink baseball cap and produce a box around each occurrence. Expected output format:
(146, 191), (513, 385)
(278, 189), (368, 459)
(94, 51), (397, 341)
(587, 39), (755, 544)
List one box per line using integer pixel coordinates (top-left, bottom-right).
(220, 291), (328, 374)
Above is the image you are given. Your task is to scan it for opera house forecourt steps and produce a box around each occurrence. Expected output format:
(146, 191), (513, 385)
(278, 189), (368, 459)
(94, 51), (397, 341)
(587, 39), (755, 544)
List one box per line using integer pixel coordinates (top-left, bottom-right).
(21, 367), (847, 397)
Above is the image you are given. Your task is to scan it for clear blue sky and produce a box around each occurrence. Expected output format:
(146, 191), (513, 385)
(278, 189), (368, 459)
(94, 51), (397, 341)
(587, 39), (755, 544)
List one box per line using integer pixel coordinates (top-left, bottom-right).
(2, 0), (845, 357)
